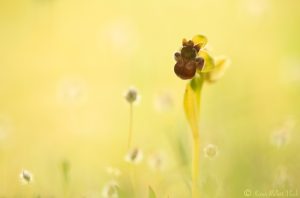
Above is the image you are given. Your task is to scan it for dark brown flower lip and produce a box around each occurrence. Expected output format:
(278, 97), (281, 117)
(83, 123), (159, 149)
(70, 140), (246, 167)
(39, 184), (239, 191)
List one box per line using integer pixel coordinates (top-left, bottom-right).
(173, 39), (204, 80)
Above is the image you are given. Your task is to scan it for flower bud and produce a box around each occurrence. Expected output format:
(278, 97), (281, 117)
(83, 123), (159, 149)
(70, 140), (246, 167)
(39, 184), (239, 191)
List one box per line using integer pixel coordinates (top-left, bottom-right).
(124, 87), (139, 104)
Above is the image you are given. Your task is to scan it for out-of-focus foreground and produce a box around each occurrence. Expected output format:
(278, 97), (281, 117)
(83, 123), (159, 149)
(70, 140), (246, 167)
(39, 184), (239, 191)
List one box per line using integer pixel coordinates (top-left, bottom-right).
(0, 0), (300, 197)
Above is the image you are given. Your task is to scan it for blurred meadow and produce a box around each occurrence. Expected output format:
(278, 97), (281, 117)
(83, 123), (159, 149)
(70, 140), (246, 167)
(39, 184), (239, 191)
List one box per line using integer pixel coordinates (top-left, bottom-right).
(1, 0), (300, 197)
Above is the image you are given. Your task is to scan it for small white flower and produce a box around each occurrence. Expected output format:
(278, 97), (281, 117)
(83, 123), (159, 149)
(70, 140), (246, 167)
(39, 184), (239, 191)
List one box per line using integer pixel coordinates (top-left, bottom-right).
(124, 87), (140, 104)
(280, 56), (300, 84)
(154, 93), (173, 112)
(0, 115), (13, 141)
(271, 119), (295, 148)
(102, 180), (119, 198)
(124, 147), (143, 164)
(106, 167), (121, 177)
(271, 130), (290, 148)
(273, 166), (293, 188)
(57, 78), (87, 105)
(243, 0), (269, 17)
(19, 169), (33, 184)
(148, 152), (165, 171)
(204, 144), (219, 159)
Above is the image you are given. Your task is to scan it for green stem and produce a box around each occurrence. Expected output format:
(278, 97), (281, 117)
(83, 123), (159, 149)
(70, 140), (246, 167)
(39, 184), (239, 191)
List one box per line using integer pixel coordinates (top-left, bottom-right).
(192, 134), (200, 198)
(192, 79), (203, 198)
(127, 103), (133, 149)
(130, 165), (137, 197)
(183, 76), (204, 198)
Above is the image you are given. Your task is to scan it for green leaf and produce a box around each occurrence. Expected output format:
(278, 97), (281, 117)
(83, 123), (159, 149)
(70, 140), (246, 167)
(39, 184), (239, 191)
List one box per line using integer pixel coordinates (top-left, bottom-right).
(61, 159), (70, 183)
(115, 185), (127, 198)
(192, 34), (208, 48)
(205, 56), (230, 83)
(148, 186), (157, 198)
(183, 76), (203, 138)
(198, 50), (215, 73)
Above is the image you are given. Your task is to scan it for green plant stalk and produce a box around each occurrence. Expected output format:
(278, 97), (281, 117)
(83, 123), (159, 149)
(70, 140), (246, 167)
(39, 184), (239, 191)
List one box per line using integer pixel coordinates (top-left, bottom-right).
(127, 104), (137, 197)
(130, 165), (137, 198)
(192, 131), (200, 198)
(127, 103), (133, 149)
(183, 76), (204, 198)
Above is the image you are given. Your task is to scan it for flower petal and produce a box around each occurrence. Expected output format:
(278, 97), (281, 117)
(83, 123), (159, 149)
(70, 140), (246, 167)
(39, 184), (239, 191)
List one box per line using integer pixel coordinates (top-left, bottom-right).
(192, 35), (208, 48)
(148, 186), (157, 198)
(205, 56), (230, 83)
(198, 50), (215, 73)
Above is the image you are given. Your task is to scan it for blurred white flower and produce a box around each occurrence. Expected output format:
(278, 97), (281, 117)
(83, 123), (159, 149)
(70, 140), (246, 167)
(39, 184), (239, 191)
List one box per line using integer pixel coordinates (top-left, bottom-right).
(243, 0), (269, 17)
(124, 87), (141, 104)
(280, 56), (300, 84)
(271, 118), (295, 148)
(99, 19), (139, 57)
(19, 169), (33, 184)
(57, 78), (87, 105)
(102, 180), (119, 198)
(273, 166), (293, 188)
(0, 115), (13, 140)
(125, 147), (143, 164)
(148, 152), (165, 171)
(106, 167), (121, 177)
(271, 130), (290, 148)
(203, 144), (219, 159)
(154, 92), (173, 112)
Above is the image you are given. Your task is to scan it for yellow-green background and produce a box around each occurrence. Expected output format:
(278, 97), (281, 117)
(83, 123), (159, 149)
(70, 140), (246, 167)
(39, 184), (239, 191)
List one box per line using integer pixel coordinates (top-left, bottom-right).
(0, 0), (300, 197)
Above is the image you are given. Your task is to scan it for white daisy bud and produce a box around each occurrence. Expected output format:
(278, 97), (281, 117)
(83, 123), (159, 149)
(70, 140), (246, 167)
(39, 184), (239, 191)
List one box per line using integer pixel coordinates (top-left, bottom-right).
(125, 147), (143, 164)
(19, 169), (33, 184)
(124, 87), (140, 104)
(204, 144), (219, 159)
